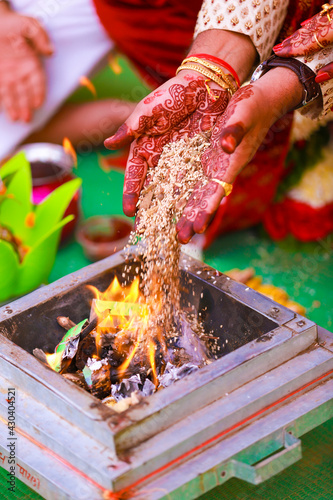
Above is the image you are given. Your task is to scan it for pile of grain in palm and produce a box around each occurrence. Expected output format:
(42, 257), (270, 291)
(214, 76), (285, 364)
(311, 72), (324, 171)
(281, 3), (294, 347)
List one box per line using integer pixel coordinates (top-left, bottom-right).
(128, 132), (211, 340)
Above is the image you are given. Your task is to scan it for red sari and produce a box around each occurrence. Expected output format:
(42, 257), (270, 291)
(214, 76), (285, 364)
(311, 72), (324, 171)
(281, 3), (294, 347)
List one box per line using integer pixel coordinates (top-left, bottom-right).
(93, 0), (328, 246)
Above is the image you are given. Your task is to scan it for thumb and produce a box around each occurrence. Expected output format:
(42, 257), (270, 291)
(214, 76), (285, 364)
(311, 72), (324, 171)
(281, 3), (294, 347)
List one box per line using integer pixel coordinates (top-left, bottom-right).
(23, 17), (54, 56)
(105, 123), (134, 150)
(219, 122), (247, 154)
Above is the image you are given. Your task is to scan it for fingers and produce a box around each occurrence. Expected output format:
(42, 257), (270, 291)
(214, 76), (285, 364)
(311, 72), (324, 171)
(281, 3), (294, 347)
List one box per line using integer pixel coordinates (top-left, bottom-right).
(105, 123), (134, 150)
(0, 83), (18, 121)
(176, 180), (223, 244)
(315, 62), (333, 83)
(176, 86), (261, 243)
(122, 137), (151, 216)
(273, 13), (333, 57)
(0, 55), (46, 122)
(219, 123), (246, 154)
(23, 17), (54, 56)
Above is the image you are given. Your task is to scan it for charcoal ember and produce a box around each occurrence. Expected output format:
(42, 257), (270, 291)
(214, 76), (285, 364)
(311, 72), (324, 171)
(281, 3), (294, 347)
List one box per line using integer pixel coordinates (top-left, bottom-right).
(100, 332), (117, 348)
(83, 358), (112, 399)
(63, 372), (87, 389)
(105, 347), (127, 368)
(158, 362), (198, 388)
(75, 334), (97, 370)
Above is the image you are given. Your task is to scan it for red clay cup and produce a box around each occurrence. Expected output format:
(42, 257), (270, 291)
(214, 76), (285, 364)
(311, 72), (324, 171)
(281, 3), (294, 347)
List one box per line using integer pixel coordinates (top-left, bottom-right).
(76, 215), (133, 261)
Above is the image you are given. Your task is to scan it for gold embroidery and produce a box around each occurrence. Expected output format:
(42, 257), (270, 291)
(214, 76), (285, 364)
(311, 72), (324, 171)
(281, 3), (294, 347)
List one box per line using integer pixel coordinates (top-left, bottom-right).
(257, 27), (263, 38)
(245, 20), (253, 29)
(231, 16), (239, 25)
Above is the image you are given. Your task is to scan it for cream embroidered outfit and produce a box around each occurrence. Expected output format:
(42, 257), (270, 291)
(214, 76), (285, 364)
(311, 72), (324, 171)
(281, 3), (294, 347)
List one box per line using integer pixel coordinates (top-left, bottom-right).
(195, 0), (333, 119)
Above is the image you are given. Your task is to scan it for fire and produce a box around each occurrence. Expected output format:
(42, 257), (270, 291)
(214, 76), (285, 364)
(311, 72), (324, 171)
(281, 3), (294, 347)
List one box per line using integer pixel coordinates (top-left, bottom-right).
(25, 212), (35, 228)
(108, 54), (122, 75)
(79, 76), (97, 98)
(87, 276), (163, 383)
(45, 352), (62, 372)
(148, 339), (158, 387)
(63, 137), (78, 167)
(0, 178), (6, 196)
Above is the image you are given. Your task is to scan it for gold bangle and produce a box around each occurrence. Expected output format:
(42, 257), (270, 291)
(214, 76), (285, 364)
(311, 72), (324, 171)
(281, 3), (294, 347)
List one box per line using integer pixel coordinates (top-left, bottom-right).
(314, 32), (325, 49)
(176, 62), (235, 95)
(211, 179), (233, 196)
(184, 56), (238, 94)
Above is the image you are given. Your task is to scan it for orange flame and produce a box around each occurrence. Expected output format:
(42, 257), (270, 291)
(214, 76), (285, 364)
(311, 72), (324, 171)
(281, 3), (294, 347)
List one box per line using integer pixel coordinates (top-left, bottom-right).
(45, 352), (62, 372)
(63, 137), (77, 167)
(108, 54), (122, 75)
(0, 179), (6, 196)
(25, 212), (35, 228)
(148, 339), (158, 387)
(79, 76), (97, 98)
(87, 275), (164, 381)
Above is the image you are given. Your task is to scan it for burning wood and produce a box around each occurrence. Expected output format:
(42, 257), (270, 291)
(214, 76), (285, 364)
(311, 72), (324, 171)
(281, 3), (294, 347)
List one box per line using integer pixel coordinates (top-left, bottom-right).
(35, 134), (218, 410)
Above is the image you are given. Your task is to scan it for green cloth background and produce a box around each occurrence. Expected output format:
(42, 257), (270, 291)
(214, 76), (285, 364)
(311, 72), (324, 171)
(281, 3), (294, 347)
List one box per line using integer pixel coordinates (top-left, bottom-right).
(1, 57), (332, 500)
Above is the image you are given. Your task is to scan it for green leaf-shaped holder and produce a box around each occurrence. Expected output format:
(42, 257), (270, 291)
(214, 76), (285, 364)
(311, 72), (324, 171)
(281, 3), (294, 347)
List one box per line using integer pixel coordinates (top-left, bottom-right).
(0, 153), (82, 302)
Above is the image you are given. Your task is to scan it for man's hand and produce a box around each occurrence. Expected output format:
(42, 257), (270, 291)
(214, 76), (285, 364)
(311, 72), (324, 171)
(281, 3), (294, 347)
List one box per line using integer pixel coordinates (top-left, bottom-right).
(105, 71), (230, 216)
(176, 67), (304, 243)
(0, 9), (53, 122)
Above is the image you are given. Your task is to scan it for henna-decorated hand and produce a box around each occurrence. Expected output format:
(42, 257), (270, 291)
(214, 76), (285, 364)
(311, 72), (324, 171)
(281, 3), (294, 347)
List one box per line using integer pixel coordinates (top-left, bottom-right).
(315, 61), (333, 83)
(273, 8), (333, 57)
(176, 67), (304, 243)
(0, 8), (53, 122)
(104, 72), (230, 216)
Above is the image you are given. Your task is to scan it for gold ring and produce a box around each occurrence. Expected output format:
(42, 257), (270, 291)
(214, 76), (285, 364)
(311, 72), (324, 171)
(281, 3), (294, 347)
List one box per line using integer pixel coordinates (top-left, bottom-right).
(211, 179), (233, 196)
(314, 32), (325, 49)
(320, 4), (333, 22)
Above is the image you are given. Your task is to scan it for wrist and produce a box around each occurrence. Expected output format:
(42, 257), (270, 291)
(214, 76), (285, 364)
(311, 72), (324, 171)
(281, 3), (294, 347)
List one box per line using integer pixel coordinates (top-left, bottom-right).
(258, 67), (304, 112)
(189, 30), (257, 84)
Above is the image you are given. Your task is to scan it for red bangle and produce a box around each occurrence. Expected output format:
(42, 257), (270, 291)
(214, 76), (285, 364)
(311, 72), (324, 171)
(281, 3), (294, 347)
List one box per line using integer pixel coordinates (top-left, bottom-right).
(188, 53), (240, 88)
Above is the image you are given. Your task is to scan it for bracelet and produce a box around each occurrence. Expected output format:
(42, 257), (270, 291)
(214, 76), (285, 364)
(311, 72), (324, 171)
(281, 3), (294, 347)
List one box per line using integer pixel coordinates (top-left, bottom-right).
(189, 53), (241, 88)
(183, 57), (237, 94)
(251, 55), (321, 109)
(176, 62), (235, 95)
